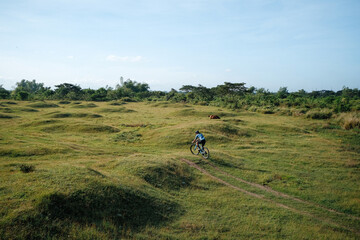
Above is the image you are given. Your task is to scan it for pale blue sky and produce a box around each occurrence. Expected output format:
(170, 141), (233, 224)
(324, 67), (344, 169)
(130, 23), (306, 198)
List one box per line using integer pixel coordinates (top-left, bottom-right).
(0, 0), (359, 91)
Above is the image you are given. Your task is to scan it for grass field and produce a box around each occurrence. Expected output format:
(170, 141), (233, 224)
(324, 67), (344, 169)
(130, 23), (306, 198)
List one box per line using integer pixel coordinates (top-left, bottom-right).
(0, 100), (359, 239)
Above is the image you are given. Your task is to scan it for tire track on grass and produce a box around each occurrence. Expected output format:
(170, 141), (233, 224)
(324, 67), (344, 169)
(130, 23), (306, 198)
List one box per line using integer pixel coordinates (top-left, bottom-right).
(205, 160), (360, 221)
(180, 158), (360, 235)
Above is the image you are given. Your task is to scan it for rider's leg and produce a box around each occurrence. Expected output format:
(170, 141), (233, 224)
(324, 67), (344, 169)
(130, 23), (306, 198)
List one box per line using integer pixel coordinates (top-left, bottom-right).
(200, 140), (205, 151)
(199, 142), (203, 152)
(196, 140), (202, 152)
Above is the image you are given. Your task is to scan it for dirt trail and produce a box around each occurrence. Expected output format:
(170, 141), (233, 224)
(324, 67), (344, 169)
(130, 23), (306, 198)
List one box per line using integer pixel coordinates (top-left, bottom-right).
(180, 158), (360, 235)
(205, 160), (360, 221)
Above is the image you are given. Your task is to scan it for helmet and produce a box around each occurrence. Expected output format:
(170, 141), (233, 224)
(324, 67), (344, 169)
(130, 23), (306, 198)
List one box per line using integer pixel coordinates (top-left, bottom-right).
(195, 130), (200, 134)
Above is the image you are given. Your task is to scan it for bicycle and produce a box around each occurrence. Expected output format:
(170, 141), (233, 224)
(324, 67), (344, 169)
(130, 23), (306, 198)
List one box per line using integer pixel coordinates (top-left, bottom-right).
(190, 143), (210, 159)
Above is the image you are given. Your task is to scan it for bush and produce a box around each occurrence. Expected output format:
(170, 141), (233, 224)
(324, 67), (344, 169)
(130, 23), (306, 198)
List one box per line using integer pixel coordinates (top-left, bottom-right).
(20, 164), (35, 173)
(16, 91), (30, 101)
(0, 86), (11, 99)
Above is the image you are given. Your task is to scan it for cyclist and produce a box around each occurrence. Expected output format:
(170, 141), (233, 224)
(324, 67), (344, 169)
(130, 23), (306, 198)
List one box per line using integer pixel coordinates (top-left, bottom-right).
(192, 130), (206, 152)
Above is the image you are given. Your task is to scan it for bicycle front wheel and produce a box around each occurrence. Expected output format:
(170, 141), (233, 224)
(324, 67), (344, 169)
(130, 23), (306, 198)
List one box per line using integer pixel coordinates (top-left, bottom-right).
(190, 144), (200, 155)
(202, 147), (210, 159)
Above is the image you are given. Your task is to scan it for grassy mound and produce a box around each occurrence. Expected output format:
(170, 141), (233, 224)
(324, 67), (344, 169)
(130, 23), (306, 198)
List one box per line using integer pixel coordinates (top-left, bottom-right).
(99, 107), (135, 113)
(23, 119), (61, 127)
(201, 123), (252, 142)
(50, 113), (102, 118)
(58, 100), (71, 104)
(151, 102), (190, 108)
(27, 102), (59, 108)
(18, 107), (39, 112)
(170, 109), (209, 117)
(1, 183), (180, 239)
(72, 103), (98, 108)
(2, 101), (17, 105)
(0, 147), (66, 157)
(42, 124), (120, 133)
(0, 107), (14, 113)
(113, 131), (142, 142)
(171, 109), (236, 118)
(0, 113), (15, 119)
(109, 101), (126, 106)
(1, 107), (38, 113)
(222, 118), (245, 125)
(135, 161), (194, 190)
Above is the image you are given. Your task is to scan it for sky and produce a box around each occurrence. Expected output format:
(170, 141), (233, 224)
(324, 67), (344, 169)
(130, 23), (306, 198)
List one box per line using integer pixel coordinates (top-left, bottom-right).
(0, 0), (359, 92)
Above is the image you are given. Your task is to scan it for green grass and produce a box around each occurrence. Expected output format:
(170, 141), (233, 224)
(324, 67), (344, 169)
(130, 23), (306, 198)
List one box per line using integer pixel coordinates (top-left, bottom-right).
(0, 100), (359, 239)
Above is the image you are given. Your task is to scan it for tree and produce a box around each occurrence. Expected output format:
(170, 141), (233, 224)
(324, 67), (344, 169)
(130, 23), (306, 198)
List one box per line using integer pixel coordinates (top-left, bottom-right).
(16, 91), (30, 100)
(122, 79), (149, 93)
(215, 82), (247, 96)
(179, 85), (197, 93)
(54, 83), (82, 99)
(277, 87), (289, 99)
(0, 85), (10, 99)
(13, 79), (50, 100)
(14, 79), (46, 94)
(91, 88), (108, 101)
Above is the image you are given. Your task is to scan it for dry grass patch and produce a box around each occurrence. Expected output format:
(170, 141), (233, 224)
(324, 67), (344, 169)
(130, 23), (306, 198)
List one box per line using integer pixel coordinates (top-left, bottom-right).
(337, 112), (360, 130)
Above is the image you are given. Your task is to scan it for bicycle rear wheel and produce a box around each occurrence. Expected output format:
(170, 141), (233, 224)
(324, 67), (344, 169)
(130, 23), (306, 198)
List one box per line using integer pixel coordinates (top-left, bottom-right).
(190, 144), (200, 155)
(202, 147), (210, 159)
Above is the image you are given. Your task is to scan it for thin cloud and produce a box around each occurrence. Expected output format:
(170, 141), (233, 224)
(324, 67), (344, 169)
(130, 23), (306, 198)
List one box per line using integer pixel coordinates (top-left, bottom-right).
(106, 55), (143, 62)
(225, 69), (231, 72)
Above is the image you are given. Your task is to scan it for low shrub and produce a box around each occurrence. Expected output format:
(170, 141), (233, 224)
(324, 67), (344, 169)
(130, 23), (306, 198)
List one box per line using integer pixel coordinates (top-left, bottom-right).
(247, 106), (257, 112)
(20, 164), (35, 173)
(261, 109), (275, 114)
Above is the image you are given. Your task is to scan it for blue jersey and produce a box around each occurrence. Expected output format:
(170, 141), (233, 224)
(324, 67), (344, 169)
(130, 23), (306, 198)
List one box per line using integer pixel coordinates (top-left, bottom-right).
(195, 133), (205, 141)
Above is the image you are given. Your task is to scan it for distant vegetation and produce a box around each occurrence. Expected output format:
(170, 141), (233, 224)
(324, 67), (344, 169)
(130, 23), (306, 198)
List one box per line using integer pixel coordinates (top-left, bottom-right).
(1, 79), (359, 129)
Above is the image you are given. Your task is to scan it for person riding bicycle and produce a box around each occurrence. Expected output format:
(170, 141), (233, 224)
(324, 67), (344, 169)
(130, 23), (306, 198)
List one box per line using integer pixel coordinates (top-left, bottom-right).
(192, 130), (206, 152)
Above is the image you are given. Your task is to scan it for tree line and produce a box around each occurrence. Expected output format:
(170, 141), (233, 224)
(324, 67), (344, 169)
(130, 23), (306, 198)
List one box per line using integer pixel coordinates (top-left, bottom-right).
(0, 79), (359, 113)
